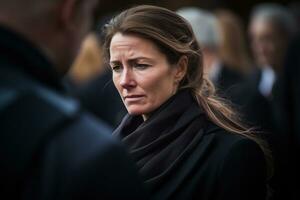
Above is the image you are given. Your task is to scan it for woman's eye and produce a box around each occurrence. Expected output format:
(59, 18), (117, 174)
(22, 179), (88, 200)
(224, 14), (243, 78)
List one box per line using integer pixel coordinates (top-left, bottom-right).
(134, 63), (149, 69)
(112, 65), (122, 72)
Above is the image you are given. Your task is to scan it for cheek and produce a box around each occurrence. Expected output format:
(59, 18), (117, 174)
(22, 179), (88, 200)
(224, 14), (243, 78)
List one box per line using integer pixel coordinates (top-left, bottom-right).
(112, 74), (121, 91)
(145, 73), (175, 101)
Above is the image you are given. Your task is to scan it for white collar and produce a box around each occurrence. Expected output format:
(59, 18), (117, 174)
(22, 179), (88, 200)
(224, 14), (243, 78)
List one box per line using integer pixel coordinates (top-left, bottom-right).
(258, 66), (276, 97)
(209, 60), (222, 82)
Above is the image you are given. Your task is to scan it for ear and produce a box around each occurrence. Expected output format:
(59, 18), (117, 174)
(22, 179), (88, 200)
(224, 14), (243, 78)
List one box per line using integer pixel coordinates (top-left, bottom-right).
(174, 55), (188, 83)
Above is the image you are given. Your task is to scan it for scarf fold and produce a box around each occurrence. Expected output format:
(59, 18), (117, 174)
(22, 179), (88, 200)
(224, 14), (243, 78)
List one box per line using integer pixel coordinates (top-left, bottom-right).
(113, 89), (207, 191)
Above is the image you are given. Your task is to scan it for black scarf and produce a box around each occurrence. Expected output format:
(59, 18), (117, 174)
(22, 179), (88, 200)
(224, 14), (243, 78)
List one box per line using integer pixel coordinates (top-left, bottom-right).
(113, 89), (208, 193)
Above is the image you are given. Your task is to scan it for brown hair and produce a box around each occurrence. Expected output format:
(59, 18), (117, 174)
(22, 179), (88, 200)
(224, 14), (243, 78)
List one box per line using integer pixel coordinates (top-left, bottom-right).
(103, 5), (272, 178)
(215, 9), (253, 74)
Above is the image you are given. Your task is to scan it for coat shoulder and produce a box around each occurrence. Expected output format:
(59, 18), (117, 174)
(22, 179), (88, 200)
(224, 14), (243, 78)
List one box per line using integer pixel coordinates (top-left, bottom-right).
(203, 121), (265, 161)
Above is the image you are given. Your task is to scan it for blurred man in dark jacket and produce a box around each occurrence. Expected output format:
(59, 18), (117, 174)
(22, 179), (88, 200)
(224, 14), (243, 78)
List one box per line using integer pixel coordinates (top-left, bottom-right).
(280, 34), (300, 200)
(237, 3), (296, 200)
(0, 0), (147, 199)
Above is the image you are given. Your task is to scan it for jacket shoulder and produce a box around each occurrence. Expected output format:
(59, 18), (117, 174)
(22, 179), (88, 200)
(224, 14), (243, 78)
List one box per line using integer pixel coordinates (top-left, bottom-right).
(203, 121), (266, 166)
(44, 114), (147, 200)
(202, 123), (267, 199)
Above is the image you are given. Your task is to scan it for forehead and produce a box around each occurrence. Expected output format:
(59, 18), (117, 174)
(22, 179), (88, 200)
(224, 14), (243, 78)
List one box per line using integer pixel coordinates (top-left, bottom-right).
(250, 19), (279, 36)
(109, 33), (162, 58)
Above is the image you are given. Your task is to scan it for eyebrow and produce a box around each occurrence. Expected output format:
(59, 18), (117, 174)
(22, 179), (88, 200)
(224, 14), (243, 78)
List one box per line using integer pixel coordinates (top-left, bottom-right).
(109, 61), (121, 65)
(110, 57), (154, 64)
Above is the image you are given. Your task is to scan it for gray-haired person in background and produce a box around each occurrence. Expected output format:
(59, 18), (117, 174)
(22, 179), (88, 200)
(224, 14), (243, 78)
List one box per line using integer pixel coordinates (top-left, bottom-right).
(0, 0), (148, 199)
(177, 7), (245, 101)
(237, 3), (297, 200)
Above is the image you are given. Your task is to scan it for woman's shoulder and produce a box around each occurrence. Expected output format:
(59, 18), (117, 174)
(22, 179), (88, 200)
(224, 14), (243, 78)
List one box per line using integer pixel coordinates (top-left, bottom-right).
(199, 121), (267, 179)
(203, 121), (264, 156)
(202, 124), (268, 200)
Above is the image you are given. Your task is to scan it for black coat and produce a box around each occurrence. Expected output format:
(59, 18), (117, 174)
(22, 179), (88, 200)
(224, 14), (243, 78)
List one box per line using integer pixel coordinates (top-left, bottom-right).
(113, 89), (268, 200)
(233, 69), (291, 200)
(280, 35), (300, 200)
(213, 64), (245, 103)
(233, 70), (274, 129)
(0, 26), (147, 200)
(214, 64), (244, 93)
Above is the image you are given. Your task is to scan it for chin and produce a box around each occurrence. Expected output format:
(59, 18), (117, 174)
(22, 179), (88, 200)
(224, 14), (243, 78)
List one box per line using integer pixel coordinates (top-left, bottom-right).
(126, 106), (152, 116)
(127, 110), (145, 116)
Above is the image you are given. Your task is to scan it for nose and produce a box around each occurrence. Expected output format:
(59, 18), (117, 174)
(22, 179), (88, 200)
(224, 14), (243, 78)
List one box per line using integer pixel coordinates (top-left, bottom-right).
(120, 68), (136, 89)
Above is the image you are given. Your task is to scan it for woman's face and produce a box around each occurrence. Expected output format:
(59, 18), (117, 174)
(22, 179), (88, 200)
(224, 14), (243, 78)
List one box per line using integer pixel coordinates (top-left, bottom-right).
(110, 33), (183, 120)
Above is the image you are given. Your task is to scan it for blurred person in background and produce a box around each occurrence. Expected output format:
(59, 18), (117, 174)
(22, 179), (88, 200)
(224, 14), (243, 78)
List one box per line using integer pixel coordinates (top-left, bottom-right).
(215, 9), (253, 76)
(236, 3), (297, 200)
(104, 5), (272, 200)
(278, 3), (300, 195)
(288, 1), (300, 34)
(177, 7), (245, 102)
(66, 30), (126, 128)
(0, 0), (147, 199)
(280, 32), (300, 200)
(249, 3), (296, 77)
(67, 32), (105, 86)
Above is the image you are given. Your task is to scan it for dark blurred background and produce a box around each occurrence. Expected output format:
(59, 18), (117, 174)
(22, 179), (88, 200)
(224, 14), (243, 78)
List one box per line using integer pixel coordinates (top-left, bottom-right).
(98, 0), (296, 24)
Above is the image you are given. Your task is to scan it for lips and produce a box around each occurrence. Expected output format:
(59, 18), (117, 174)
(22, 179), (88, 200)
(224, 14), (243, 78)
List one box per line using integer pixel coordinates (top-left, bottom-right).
(124, 95), (145, 99)
(123, 95), (145, 102)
